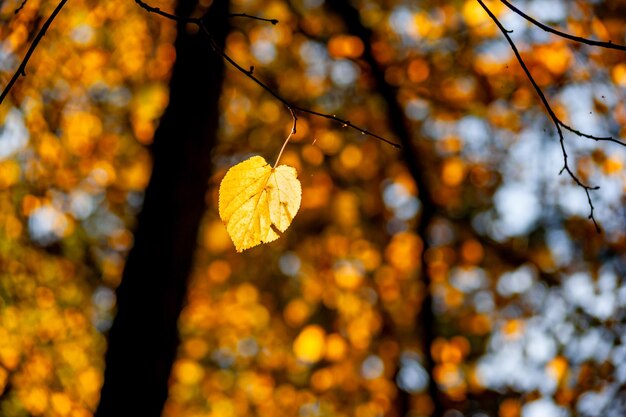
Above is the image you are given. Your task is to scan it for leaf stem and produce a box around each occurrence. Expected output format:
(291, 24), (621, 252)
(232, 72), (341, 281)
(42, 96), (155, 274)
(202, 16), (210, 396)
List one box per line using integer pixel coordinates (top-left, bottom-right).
(274, 109), (298, 167)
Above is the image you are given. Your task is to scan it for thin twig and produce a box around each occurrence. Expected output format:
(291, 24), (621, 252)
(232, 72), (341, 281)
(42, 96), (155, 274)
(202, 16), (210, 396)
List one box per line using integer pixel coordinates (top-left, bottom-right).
(291, 105), (400, 147)
(135, 2), (279, 25)
(500, 0), (626, 52)
(229, 12), (278, 25)
(135, 0), (401, 149)
(0, 0), (68, 105)
(560, 122), (624, 146)
(135, 0), (196, 23)
(14, 0), (28, 14)
(477, 0), (603, 232)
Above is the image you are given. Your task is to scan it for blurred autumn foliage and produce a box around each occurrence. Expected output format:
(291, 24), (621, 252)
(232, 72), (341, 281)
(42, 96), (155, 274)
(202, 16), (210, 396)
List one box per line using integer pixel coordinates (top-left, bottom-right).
(1, 0), (626, 417)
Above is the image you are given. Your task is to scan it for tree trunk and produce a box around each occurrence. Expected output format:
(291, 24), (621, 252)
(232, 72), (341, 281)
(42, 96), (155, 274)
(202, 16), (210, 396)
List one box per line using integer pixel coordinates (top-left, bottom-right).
(95, 1), (228, 416)
(325, 2), (443, 416)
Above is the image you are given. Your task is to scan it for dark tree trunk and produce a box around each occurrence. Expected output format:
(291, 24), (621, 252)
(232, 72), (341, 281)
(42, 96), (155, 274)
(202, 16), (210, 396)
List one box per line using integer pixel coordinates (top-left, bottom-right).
(95, 1), (228, 416)
(325, 2), (443, 416)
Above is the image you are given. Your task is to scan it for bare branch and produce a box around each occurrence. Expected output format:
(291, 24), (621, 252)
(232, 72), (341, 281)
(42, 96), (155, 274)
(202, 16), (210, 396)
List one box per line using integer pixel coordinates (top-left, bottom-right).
(134, 0), (400, 149)
(500, 0), (626, 52)
(0, 0), (68, 105)
(229, 12), (278, 25)
(560, 122), (625, 146)
(134, 0), (197, 23)
(291, 106), (400, 147)
(477, 0), (604, 232)
(14, 0), (28, 14)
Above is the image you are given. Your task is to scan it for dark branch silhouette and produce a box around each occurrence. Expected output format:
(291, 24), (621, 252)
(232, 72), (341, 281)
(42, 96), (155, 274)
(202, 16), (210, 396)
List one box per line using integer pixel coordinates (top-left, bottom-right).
(14, 0), (28, 14)
(134, 0), (400, 149)
(229, 12), (278, 25)
(500, 0), (626, 52)
(0, 0), (67, 105)
(477, 0), (626, 232)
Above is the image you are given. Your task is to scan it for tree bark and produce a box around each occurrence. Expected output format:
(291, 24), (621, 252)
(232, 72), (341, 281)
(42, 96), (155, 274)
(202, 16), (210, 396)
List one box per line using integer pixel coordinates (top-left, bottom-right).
(95, 1), (228, 416)
(325, 1), (443, 416)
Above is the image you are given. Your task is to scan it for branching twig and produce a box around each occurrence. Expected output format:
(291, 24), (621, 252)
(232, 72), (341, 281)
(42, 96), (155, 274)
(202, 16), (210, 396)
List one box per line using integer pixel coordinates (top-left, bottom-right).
(134, 0), (194, 23)
(559, 123), (624, 146)
(134, 1), (279, 25)
(135, 0), (400, 149)
(500, 0), (626, 52)
(0, 0), (67, 105)
(477, 0), (613, 232)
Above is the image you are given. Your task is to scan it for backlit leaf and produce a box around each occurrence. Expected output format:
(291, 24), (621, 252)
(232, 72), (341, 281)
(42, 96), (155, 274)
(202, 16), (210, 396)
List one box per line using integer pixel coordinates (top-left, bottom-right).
(219, 155), (301, 252)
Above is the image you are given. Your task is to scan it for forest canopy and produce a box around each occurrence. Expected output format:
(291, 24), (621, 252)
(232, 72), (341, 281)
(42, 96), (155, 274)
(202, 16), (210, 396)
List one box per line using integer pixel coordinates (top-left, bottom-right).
(0, 0), (625, 417)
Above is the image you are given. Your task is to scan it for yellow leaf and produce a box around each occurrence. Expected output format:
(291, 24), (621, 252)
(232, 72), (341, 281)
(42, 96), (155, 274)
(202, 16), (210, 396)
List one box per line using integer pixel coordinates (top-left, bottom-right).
(219, 156), (301, 252)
